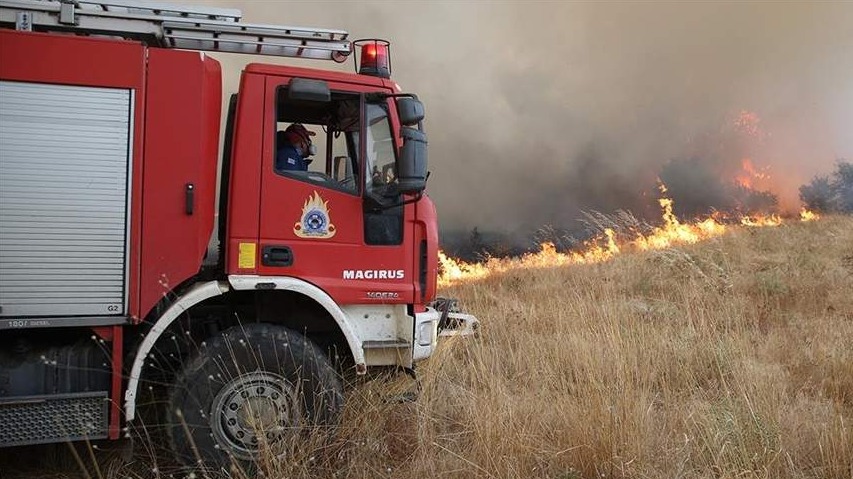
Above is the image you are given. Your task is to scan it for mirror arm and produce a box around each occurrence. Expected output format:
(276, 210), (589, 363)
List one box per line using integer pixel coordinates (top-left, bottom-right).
(397, 191), (424, 208)
(364, 189), (423, 212)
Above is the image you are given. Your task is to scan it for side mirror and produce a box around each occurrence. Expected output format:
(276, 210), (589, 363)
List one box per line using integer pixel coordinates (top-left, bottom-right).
(396, 97), (425, 127)
(398, 127), (427, 194)
(287, 78), (330, 103)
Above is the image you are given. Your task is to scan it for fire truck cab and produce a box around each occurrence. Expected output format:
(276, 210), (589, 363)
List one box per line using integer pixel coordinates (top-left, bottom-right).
(0, 0), (474, 468)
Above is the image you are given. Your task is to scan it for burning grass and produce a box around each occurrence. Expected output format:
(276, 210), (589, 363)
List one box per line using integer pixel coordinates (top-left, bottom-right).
(438, 184), (819, 287)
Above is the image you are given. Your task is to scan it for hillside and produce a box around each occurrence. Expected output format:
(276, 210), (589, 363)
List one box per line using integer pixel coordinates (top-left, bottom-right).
(4, 217), (851, 479)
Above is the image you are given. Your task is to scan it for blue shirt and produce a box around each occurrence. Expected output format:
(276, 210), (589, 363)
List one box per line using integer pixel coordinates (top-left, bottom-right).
(276, 144), (308, 171)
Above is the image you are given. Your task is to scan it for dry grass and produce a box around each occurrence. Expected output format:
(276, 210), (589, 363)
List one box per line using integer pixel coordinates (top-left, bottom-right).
(331, 215), (852, 479)
(3, 216), (852, 478)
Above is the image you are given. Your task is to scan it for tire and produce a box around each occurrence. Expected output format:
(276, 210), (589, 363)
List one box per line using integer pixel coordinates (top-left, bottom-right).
(166, 323), (343, 471)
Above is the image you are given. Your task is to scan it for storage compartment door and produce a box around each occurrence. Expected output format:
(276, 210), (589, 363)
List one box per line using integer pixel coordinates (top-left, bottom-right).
(0, 81), (132, 317)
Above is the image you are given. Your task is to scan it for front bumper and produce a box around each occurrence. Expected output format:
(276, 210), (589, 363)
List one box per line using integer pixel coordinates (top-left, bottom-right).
(413, 299), (480, 363)
(412, 307), (440, 362)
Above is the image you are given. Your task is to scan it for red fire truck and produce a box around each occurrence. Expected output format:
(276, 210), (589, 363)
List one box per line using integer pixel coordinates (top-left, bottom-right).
(0, 0), (476, 468)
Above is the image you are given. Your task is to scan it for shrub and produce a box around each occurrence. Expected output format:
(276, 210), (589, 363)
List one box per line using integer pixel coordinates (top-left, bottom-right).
(799, 159), (853, 213)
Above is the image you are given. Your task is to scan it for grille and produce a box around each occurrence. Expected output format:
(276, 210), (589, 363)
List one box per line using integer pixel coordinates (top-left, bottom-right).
(0, 392), (109, 447)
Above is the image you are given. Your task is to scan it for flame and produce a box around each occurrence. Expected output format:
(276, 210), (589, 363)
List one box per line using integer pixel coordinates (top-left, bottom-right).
(437, 231), (626, 288)
(739, 214), (783, 227)
(438, 250), (490, 284)
(438, 183), (821, 287)
(439, 184), (727, 286)
(571, 228), (620, 263)
(735, 158), (771, 189)
(633, 184), (728, 250)
(799, 208), (820, 222)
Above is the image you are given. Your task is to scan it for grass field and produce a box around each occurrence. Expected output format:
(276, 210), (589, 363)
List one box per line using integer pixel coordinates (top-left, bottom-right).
(3, 216), (851, 479)
(327, 215), (853, 479)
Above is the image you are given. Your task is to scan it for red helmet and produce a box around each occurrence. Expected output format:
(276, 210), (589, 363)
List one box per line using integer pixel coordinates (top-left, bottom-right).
(285, 123), (315, 144)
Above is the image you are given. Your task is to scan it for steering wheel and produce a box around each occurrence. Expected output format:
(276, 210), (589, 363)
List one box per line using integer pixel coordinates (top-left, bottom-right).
(338, 176), (357, 189)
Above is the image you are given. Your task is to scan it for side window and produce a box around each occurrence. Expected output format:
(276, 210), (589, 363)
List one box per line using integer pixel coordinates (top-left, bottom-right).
(364, 103), (396, 194)
(274, 87), (360, 194)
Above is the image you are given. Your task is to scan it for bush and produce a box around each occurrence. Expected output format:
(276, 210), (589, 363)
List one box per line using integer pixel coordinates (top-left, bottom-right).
(836, 161), (853, 212)
(799, 160), (853, 213)
(799, 176), (835, 212)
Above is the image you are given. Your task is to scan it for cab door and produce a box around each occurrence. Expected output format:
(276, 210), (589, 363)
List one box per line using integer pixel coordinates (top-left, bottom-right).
(257, 75), (414, 304)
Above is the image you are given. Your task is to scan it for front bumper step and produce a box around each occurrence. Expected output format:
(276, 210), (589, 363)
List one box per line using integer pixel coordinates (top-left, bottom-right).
(438, 312), (480, 338)
(432, 297), (480, 338)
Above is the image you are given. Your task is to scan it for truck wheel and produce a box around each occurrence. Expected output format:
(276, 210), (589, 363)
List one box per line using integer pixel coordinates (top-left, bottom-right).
(166, 323), (343, 471)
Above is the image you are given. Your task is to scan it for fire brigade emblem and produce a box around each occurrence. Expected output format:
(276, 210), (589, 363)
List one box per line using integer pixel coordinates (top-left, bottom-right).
(294, 191), (336, 238)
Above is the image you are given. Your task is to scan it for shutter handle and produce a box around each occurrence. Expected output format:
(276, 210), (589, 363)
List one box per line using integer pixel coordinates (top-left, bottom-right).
(185, 183), (194, 215)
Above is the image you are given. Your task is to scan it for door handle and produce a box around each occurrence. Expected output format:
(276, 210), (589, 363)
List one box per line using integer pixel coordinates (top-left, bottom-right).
(185, 183), (194, 215)
(262, 245), (293, 267)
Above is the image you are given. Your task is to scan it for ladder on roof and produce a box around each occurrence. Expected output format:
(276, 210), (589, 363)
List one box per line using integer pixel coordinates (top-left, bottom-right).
(0, 0), (352, 61)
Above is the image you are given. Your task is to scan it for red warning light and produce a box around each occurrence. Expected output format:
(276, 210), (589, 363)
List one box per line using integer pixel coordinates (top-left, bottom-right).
(354, 39), (391, 79)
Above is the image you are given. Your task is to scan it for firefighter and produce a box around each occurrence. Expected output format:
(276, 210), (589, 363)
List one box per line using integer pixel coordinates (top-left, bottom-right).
(276, 123), (316, 171)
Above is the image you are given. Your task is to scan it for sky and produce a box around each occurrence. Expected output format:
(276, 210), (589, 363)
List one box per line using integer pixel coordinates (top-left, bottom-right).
(193, 0), (853, 233)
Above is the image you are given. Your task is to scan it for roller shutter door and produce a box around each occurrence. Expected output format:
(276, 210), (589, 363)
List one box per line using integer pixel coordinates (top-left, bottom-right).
(0, 81), (132, 317)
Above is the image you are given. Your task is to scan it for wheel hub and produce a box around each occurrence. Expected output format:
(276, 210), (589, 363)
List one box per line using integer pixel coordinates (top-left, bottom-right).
(210, 371), (300, 459)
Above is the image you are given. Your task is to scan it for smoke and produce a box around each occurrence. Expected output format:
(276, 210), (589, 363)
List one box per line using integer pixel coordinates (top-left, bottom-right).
(194, 1), (853, 232)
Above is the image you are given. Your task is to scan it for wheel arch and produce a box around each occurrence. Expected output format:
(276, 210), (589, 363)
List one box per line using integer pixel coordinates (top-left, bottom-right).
(124, 276), (366, 422)
(124, 280), (229, 421)
(227, 275), (365, 371)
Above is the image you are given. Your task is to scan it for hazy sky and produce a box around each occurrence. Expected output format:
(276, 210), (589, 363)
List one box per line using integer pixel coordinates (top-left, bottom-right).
(194, 0), (853, 231)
